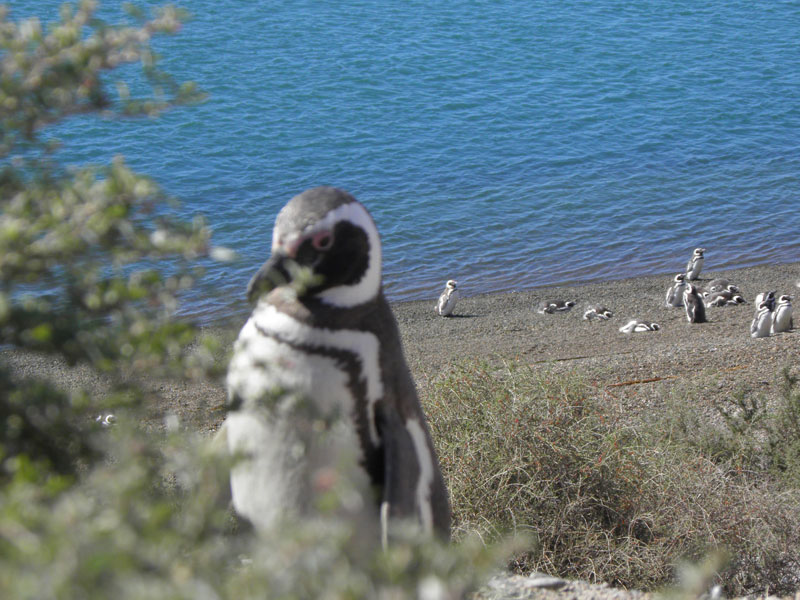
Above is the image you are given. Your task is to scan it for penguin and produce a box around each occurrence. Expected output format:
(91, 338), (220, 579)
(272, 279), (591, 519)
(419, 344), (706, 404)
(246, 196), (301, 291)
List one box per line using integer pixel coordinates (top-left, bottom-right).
(705, 278), (740, 294)
(685, 247), (705, 281)
(754, 291), (776, 313)
(704, 289), (746, 308)
(772, 294), (793, 333)
(436, 280), (459, 317)
(224, 187), (450, 541)
(751, 300), (773, 338)
(537, 300), (576, 314)
(619, 320), (660, 333)
(665, 273), (687, 308)
(583, 305), (613, 320)
(683, 283), (707, 323)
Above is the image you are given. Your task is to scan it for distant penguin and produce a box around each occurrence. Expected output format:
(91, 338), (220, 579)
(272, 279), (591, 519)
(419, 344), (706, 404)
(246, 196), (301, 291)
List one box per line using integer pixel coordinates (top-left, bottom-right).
(685, 247), (705, 281)
(665, 273), (687, 308)
(704, 289), (746, 308)
(772, 294), (793, 333)
(683, 283), (707, 323)
(583, 305), (613, 320)
(436, 280), (459, 317)
(705, 278), (740, 294)
(225, 187), (450, 540)
(751, 301), (773, 338)
(619, 320), (660, 333)
(537, 300), (576, 314)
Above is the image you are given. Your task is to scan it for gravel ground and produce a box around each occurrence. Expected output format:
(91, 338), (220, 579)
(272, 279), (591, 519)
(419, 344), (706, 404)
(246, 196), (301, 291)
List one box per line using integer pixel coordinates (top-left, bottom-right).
(4, 261), (800, 599)
(398, 262), (800, 421)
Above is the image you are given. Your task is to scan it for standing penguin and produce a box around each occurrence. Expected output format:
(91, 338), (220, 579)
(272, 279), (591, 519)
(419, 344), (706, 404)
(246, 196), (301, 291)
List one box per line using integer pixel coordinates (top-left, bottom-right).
(751, 300), (773, 338)
(224, 187), (450, 541)
(436, 280), (459, 317)
(665, 273), (687, 308)
(755, 291), (776, 313)
(685, 247), (705, 281)
(683, 283), (707, 323)
(772, 294), (793, 333)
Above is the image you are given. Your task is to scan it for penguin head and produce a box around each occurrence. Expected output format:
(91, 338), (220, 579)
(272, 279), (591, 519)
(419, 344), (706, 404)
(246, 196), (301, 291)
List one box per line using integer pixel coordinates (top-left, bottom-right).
(674, 273), (686, 283)
(247, 187), (382, 307)
(650, 323), (661, 331)
(777, 294), (793, 305)
(693, 247), (705, 257)
(446, 280), (457, 290)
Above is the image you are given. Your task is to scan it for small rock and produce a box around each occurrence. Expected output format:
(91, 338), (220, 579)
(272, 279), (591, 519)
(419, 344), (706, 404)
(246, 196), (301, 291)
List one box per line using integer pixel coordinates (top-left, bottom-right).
(524, 574), (569, 590)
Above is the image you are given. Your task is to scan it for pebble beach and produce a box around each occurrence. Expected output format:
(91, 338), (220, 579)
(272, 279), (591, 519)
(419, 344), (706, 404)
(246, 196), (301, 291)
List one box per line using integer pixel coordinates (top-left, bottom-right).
(5, 260), (798, 441)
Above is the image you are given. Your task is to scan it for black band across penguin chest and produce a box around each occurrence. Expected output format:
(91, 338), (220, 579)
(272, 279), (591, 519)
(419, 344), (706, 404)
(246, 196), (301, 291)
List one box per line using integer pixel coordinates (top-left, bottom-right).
(251, 315), (386, 489)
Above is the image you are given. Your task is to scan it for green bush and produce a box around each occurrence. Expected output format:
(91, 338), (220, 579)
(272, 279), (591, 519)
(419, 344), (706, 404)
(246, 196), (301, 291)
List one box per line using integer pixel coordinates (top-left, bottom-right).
(0, 5), (507, 598)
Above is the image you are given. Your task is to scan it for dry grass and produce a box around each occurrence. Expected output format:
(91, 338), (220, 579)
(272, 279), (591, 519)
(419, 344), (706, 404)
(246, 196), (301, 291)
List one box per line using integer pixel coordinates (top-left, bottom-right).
(425, 360), (800, 595)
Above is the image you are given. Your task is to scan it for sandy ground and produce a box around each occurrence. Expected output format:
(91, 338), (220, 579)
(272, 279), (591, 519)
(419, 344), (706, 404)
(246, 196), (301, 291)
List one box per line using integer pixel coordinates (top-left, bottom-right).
(7, 262), (797, 429)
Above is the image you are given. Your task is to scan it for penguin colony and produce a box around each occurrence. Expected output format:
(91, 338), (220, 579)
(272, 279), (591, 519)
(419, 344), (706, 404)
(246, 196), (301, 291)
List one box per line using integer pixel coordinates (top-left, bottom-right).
(226, 187), (450, 542)
(227, 189), (796, 544)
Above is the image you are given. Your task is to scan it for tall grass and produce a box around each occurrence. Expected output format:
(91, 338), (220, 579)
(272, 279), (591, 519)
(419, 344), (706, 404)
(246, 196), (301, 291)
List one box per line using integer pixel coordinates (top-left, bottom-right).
(426, 360), (800, 595)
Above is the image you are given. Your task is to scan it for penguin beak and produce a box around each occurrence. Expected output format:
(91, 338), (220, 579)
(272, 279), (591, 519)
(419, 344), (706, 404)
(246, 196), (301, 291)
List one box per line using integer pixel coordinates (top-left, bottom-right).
(246, 252), (292, 303)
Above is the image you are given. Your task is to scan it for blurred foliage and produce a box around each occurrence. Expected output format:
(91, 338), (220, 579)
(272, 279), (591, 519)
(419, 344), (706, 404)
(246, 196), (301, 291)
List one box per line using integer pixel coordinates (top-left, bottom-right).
(0, 0), (219, 476)
(0, 4), (506, 598)
(428, 360), (800, 596)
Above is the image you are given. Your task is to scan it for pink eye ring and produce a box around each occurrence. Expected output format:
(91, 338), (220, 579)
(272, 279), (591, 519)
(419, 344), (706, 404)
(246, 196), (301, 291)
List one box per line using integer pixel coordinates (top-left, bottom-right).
(312, 231), (334, 251)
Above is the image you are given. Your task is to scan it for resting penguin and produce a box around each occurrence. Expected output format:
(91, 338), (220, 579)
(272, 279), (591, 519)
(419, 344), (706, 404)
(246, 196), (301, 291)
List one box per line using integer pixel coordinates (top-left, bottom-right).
(436, 280), (459, 317)
(619, 320), (660, 333)
(705, 278), (740, 294)
(224, 186), (451, 541)
(583, 305), (613, 320)
(537, 300), (576, 314)
(704, 289), (746, 308)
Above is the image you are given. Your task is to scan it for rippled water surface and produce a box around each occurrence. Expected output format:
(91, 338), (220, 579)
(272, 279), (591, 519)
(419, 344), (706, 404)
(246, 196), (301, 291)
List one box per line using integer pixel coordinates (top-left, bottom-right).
(15, 1), (800, 323)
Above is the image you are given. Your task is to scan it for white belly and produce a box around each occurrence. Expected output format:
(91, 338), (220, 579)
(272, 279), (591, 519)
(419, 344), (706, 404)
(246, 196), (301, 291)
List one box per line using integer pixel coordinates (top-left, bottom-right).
(225, 312), (376, 531)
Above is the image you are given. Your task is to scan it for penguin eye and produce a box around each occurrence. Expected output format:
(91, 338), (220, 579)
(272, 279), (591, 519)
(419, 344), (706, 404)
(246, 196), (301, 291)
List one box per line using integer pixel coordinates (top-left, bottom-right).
(312, 231), (334, 251)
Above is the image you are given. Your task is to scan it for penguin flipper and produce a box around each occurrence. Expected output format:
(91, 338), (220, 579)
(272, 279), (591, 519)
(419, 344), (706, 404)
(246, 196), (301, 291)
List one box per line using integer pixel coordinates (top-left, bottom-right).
(376, 403), (421, 537)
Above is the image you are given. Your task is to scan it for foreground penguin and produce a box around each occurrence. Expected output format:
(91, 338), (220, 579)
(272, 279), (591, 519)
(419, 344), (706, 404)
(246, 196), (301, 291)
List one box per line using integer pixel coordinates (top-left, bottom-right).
(436, 280), (459, 317)
(772, 294), (793, 333)
(225, 187), (450, 541)
(683, 283), (707, 323)
(685, 247), (705, 281)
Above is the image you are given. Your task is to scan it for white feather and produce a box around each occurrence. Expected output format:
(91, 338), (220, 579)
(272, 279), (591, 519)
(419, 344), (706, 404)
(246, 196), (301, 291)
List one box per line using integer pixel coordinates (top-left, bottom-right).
(405, 419), (434, 534)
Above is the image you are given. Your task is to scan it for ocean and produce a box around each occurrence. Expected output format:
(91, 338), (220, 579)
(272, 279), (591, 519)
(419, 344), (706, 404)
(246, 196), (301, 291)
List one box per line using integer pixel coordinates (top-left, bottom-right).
(13, 0), (800, 324)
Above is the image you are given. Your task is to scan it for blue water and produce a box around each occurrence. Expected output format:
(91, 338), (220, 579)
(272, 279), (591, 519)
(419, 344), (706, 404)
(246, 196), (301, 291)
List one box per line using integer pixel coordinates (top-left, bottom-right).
(11, 1), (800, 324)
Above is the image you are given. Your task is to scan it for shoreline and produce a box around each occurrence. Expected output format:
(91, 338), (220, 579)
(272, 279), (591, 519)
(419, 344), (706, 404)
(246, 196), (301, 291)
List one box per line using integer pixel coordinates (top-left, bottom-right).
(3, 261), (799, 432)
